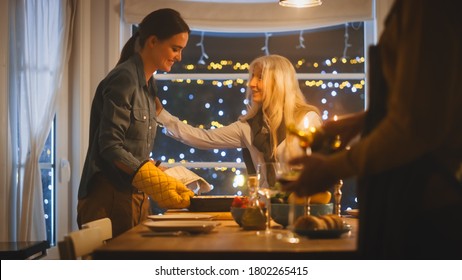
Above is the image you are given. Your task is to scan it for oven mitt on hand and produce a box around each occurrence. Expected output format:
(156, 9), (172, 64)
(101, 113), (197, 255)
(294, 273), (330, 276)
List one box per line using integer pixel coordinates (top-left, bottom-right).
(132, 160), (194, 209)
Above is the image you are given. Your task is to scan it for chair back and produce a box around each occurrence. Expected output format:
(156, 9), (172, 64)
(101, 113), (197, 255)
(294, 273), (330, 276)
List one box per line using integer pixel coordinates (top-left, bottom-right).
(58, 239), (72, 260)
(58, 227), (103, 260)
(82, 217), (113, 242)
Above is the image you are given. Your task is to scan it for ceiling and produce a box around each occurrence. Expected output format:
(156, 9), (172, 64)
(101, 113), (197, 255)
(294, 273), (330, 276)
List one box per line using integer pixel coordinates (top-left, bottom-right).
(123, 0), (374, 33)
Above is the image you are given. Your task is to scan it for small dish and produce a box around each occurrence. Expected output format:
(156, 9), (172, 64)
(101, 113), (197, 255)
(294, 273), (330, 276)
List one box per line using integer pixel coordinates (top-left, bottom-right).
(295, 224), (351, 239)
(147, 213), (213, 221)
(143, 220), (221, 233)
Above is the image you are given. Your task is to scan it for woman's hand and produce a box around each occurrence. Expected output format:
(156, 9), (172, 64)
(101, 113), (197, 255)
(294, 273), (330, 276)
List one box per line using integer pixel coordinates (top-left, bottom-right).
(283, 154), (339, 197)
(323, 111), (366, 149)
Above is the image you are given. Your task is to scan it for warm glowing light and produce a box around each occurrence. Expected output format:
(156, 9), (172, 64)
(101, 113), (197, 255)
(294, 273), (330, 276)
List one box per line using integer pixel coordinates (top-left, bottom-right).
(184, 57), (362, 72)
(234, 174), (245, 187)
(353, 83), (363, 89)
(279, 0), (322, 8)
(303, 115), (310, 130)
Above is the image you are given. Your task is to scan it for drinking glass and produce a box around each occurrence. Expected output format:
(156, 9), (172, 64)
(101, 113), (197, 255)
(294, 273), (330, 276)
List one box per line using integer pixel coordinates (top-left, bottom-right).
(274, 162), (302, 243)
(255, 162), (280, 237)
(256, 162), (301, 243)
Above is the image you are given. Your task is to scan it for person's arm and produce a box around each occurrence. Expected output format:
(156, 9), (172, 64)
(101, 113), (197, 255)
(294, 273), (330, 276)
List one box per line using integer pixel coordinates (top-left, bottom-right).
(98, 70), (141, 174)
(157, 108), (246, 149)
(322, 111), (366, 149)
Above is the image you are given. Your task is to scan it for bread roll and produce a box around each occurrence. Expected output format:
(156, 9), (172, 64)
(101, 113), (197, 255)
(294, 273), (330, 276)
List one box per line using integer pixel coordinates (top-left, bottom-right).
(294, 215), (327, 231)
(329, 214), (344, 229)
(319, 214), (344, 230)
(319, 215), (336, 229)
(295, 214), (344, 231)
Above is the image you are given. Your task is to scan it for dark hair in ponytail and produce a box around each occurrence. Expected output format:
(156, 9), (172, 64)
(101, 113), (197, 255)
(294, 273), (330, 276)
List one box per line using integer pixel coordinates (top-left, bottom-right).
(117, 8), (190, 65)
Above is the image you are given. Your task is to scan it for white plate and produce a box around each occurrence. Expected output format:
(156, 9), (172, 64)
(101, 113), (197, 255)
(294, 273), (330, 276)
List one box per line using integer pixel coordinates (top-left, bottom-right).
(143, 220), (221, 233)
(147, 213), (213, 221)
(345, 209), (359, 217)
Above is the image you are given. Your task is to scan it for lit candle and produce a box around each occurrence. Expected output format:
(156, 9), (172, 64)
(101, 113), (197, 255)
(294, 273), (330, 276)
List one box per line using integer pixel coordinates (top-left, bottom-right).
(303, 115), (310, 131)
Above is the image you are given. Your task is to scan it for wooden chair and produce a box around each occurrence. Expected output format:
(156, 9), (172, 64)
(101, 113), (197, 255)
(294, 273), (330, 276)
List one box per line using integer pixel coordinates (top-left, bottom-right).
(82, 217), (112, 243)
(58, 227), (104, 260)
(58, 217), (112, 259)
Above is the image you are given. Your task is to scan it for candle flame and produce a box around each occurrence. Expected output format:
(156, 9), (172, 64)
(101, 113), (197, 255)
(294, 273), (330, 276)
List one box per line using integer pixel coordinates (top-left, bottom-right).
(303, 115), (310, 130)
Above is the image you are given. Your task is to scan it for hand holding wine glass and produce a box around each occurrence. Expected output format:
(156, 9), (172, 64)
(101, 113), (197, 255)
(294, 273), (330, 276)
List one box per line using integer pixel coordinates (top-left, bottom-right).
(285, 117), (346, 215)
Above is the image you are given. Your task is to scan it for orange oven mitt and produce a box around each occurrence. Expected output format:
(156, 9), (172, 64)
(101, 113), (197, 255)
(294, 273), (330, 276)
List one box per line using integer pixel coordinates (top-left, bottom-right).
(132, 160), (194, 209)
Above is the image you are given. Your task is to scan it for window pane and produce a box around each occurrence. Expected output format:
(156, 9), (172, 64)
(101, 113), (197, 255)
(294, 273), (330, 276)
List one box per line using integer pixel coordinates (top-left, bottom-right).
(186, 168), (248, 196)
(167, 23), (365, 74)
(39, 123), (55, 246)
(41, 167), (55, 246)
(151, 23), (365, 211)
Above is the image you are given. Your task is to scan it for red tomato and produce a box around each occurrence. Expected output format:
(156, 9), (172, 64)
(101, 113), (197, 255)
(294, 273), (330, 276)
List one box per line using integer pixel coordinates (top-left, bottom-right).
(231, 196), (249, 208)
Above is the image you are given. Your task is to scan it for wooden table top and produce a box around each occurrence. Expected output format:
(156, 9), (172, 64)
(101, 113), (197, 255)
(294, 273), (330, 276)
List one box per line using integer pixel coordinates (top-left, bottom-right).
(93, 212), (358, 260)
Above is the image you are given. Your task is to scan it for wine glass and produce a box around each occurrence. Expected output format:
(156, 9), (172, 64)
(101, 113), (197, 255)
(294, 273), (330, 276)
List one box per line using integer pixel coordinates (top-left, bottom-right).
(256, 162), (301, 243)
(255, 162), (281, 237)
(287, 120), (345, 225)
(273, 162), (302, 243)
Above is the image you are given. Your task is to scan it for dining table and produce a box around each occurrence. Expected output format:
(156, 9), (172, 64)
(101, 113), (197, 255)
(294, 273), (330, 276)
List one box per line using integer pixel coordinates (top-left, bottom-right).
(93, 211), (359, 260)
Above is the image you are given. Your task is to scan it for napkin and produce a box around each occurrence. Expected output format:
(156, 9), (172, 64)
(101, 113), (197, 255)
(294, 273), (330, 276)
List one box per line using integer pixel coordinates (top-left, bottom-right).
(164, 166), (212, 195)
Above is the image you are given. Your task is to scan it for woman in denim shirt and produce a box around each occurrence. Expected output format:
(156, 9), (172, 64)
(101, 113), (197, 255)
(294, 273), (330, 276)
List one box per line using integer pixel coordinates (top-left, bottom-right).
(78, 8), (193, 237)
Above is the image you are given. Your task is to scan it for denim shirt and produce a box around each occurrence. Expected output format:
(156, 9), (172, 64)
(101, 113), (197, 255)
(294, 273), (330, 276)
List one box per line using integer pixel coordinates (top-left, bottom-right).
(78, 53), (158, 198)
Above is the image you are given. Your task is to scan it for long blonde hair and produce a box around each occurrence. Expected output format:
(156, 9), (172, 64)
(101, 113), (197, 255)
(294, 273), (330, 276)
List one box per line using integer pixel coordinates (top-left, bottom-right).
(240, 54), (320, 158)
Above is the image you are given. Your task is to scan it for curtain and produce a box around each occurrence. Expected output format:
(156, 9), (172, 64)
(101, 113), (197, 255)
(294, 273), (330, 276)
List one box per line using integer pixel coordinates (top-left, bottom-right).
(123, 0), (373, 32)
(7, 0), (74, 242)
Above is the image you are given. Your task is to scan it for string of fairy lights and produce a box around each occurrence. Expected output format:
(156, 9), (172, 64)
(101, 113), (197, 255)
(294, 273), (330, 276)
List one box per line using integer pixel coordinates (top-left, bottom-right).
(194, 22), (359, 66)
(182, 55), (365, 72)
(154, 23), (364, 205)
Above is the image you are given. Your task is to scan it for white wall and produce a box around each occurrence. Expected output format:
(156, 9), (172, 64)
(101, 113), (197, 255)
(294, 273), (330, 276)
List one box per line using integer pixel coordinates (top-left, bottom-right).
(42, 0), (122, 259)
(67, 0), (122, 234)
(375, 0), (395, 39)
